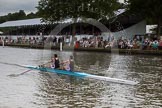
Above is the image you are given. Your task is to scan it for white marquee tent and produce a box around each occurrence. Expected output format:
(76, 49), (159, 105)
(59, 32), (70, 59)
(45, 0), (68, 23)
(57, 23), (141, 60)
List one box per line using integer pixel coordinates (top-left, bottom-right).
(0, 31), (3, 34)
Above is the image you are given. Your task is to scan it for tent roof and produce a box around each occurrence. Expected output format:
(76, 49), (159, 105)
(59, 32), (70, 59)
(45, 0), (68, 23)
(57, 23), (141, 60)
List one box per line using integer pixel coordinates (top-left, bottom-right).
(0, 18), (46, 27)
(0, 18), (76, 27)
(0, 9), (125, 28)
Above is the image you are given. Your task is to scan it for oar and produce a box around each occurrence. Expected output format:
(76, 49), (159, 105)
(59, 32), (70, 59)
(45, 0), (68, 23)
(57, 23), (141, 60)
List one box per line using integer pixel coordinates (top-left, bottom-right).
(7, 61), (51, 77)
(8, 69), (32, 77)
(39, 61), (52, 67)
(18, 69), (32, 75)
(20, 61), (51, 74)
(8, 64), (46, 77)
(0, 60), (52, 77)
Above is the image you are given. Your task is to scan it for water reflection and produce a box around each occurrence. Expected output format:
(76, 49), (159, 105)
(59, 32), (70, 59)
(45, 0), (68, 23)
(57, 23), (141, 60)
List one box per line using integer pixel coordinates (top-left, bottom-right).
(35, 73), (103, 107)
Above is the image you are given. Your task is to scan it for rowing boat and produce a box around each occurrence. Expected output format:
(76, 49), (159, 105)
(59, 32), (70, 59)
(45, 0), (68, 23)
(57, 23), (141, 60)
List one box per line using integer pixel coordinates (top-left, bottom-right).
(24, 65), (138, 85)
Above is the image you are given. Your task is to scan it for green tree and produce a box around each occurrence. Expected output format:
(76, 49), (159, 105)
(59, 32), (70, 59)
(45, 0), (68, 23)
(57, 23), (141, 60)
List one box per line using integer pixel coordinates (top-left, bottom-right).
(0, 16), (7, 23)
(18, 10), (26, 19)
(37, 0), (122, 36)
(126, 0), (162, 37)
(6, 10), (26, 21)
(27, 12), (38, 19)
(0, 10), (39, 24)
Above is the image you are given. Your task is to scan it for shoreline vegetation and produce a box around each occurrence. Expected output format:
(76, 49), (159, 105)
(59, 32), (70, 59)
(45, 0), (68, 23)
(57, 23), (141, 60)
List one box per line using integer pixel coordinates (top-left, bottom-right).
(1, 43), (162, 56)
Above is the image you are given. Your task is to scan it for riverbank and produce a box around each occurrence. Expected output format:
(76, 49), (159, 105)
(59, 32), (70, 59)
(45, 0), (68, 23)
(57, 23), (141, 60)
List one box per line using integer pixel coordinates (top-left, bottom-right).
(1, 43), (162, 55)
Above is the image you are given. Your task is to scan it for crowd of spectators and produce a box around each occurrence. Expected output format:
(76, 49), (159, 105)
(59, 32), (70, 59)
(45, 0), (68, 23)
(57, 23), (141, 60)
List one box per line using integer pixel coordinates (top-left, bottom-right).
(0, 36), (64, 46)
(75, 35), (162, 50)
(74, 35), (162, 50)
(1, 35), (162, 50)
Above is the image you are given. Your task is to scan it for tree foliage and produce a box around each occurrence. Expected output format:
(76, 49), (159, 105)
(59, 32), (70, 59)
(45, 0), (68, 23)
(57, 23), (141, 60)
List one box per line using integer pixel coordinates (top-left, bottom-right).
(127, 0), (162, 20)
(37, 0), (122, 23)
(0, 10), (39, 24)
(126, 0), (162, 36)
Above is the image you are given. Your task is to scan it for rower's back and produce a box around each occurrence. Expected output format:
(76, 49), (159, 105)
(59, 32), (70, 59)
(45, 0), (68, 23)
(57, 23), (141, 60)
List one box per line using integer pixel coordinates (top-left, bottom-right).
(54, 54), (60, 69)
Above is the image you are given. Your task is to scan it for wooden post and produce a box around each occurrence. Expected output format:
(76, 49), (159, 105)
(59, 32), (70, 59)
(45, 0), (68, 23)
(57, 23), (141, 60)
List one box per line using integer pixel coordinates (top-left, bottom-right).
(60, 42), (62, 51)
(2, 39), (4, 48)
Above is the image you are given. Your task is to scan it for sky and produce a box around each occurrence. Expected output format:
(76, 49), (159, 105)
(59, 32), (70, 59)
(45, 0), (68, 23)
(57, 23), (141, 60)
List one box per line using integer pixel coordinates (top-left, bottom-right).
(0, 0), (124, 16)
(0, 0), (39, 16)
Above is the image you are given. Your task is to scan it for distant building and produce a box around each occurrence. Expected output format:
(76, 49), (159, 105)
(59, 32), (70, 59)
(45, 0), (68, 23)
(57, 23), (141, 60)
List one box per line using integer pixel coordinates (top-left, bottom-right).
(0, 10), (146, 39)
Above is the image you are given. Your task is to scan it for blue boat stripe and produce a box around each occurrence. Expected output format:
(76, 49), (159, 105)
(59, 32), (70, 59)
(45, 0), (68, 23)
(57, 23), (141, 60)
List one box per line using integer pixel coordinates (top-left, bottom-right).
(25, 65), (138, 85)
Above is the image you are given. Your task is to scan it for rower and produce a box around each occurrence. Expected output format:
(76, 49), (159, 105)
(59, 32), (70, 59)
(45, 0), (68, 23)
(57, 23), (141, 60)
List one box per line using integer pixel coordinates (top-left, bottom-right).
(53, 54), (60, 69)
(62, 56), (74, 72)
(50, 57), (55, 69)
(39, 54), (60, 69)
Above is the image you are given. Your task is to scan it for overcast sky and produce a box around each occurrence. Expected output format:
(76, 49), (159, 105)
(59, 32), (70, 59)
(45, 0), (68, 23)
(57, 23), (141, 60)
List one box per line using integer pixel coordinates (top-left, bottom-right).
(0, 0), (39, 16)
(0, 0), (124, 16)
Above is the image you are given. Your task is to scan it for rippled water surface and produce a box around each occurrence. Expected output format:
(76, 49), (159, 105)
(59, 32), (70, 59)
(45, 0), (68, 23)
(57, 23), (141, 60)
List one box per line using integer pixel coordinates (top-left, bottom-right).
(0, 46), (162, 108)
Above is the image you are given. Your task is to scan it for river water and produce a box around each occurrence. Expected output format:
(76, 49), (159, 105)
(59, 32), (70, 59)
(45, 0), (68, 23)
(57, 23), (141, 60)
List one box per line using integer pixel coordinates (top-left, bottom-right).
(0, 46), (162, 108)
